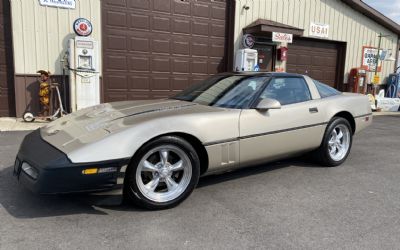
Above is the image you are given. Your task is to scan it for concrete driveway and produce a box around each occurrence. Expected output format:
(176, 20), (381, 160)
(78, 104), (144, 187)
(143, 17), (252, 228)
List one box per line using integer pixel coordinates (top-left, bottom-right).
(0, 115), (399, 249)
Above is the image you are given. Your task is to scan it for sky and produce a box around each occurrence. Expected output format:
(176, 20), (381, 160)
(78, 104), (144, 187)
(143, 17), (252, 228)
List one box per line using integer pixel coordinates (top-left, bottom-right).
(363, 0), (400, 24)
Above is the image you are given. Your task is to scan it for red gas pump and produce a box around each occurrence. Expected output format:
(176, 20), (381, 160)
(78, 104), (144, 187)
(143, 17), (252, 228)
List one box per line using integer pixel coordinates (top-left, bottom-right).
(348, 68), (367, 93)
(277, 47), (288, 61)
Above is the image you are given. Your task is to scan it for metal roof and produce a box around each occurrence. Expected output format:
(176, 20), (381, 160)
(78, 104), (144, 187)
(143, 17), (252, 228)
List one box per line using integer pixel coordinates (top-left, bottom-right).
(343, 0), (400, 35)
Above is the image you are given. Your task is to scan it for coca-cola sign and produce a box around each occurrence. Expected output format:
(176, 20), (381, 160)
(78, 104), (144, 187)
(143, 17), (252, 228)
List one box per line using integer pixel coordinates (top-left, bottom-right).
(272, 32), (293, 43)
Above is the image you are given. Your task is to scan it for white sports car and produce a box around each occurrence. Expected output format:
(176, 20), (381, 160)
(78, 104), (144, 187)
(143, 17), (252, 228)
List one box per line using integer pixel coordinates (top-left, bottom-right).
(14, 72), (372, 209)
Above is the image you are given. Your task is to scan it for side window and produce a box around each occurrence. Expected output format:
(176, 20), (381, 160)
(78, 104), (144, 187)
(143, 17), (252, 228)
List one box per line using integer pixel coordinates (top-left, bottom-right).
(313, 80), (341, 98)
(260, 77), (311, 105)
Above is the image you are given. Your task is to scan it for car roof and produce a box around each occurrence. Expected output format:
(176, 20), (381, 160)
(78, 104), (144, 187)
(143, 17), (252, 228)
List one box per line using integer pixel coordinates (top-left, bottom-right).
(218, 72), (305, 78)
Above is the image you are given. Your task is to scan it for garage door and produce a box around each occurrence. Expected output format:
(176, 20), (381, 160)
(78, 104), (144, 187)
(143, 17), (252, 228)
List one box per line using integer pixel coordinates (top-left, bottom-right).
(287, 39), (340, 88)
(0, 0), (15, 116)
(102, 0), (229, 102)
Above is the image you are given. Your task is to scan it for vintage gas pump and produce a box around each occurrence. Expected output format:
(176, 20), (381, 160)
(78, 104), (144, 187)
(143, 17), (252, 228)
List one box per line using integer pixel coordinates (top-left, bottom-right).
(234, 49), (258, 72)
(386, 72), (400, 98)
(348, 68), (367, 93)
(277, 47), (288, 61)
(68, 18), (100, 112)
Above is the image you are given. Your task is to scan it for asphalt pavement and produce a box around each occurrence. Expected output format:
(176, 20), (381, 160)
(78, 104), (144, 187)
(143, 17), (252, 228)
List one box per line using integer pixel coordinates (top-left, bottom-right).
(1, 115), (400, 250)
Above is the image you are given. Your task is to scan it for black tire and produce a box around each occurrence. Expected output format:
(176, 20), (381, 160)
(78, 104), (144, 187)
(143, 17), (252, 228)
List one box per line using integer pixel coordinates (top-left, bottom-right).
(313, 117), (353, 167)
(124, 136), (200, 210)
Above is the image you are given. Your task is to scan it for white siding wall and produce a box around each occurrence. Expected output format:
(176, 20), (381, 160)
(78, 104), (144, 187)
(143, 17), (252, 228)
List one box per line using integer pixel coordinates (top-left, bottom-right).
(234, 0), (398, 83)
(10, 0), (101, 75)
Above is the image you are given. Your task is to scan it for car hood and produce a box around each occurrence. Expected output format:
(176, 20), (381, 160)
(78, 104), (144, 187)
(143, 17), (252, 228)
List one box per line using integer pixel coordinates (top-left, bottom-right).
(40, 99), (203, 151)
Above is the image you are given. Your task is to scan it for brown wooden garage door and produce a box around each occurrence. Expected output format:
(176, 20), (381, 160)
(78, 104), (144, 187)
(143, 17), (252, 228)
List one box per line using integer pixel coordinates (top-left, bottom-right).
(287, 39), (341, 88)
(0, 0), (15, 116)
(102, 0), (229, 102)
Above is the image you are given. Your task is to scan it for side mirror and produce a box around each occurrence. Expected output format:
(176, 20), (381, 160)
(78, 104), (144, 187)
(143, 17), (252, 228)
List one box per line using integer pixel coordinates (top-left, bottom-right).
(255, 98), (281, 111)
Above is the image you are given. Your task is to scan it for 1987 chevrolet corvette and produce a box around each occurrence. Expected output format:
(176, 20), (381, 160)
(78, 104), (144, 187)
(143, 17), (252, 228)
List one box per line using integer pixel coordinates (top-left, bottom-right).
(14, 72), (372, 209)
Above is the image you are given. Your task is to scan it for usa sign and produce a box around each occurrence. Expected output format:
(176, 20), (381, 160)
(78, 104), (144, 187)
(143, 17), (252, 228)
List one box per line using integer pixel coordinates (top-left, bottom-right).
(310, 22), (329, 38)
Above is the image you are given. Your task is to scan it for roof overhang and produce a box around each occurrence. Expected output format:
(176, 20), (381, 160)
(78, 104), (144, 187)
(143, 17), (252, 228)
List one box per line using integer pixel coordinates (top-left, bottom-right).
(342, 0), (400, 36)
(243, 19), (304, 36)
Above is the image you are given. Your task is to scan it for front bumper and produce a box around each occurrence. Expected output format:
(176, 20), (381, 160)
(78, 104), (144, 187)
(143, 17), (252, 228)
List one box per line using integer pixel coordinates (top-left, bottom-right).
(14, 129), (129, 194)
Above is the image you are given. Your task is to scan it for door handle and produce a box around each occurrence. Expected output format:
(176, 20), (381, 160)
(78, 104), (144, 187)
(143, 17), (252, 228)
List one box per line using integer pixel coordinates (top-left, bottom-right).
(309, 107), (318, 113)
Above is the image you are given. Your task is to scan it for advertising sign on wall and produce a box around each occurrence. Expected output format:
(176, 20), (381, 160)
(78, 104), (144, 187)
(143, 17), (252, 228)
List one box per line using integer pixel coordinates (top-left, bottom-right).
(310, 22), (329, 38)
(39, 0), (76, 9)
(242, 34), (255, 48)
(362, 46), (382, 72)
(272, 32), (293, 43)
(73, 18), (93, 37)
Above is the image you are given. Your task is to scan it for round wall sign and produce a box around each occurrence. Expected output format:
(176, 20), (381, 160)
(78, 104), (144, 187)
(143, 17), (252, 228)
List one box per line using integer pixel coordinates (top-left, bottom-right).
(242, 34), (255, 48)
(73, 18), (93, 36)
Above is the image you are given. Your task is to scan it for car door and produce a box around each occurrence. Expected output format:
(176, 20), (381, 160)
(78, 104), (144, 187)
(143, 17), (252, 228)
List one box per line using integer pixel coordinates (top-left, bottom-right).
(239, 76), (325, 167)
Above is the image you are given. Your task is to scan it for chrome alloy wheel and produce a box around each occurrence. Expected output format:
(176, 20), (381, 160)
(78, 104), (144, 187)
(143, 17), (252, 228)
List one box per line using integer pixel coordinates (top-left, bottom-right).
(328, 124), (350, 161)
(135, 145), (192, 203)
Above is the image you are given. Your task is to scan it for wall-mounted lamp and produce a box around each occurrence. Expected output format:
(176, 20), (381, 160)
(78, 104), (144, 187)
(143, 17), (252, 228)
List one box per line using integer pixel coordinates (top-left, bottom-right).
(385, 49), (396, 61)
(243, 5), (250, 10)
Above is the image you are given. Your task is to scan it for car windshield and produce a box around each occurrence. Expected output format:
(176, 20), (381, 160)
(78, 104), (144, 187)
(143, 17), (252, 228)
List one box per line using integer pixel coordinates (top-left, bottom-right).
(172, 75), (269, 109)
